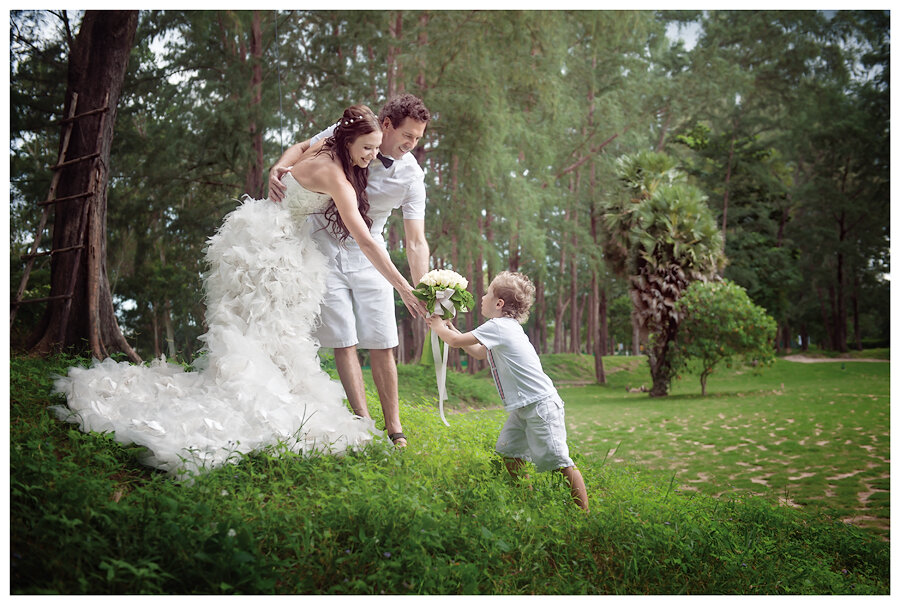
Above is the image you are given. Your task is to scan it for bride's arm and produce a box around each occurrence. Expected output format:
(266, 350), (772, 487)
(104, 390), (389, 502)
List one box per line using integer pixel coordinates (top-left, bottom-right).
(326, 182), (426, 319)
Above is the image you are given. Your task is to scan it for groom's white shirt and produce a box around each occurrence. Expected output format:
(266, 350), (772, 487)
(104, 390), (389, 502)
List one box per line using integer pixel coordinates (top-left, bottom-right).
(306, 123), (427, 272)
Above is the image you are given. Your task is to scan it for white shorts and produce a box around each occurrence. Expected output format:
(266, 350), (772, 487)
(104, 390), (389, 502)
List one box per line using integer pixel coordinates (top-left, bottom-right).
(495, 395), (574, 472)
(313, 262), (399, 350)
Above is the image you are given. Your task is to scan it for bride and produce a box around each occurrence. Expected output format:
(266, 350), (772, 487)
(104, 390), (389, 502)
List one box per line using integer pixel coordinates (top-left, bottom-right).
(51, 105), (425, 479)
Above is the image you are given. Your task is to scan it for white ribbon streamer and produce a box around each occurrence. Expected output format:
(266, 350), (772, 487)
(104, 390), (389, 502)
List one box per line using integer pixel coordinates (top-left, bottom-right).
(431, 288), (455, 427)
(431, 330), (450, 426)
(434, 288), (456, 318)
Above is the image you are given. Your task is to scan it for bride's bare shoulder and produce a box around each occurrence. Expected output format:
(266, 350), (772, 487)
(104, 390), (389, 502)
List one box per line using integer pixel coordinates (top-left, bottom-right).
(292, 152), (344, 194)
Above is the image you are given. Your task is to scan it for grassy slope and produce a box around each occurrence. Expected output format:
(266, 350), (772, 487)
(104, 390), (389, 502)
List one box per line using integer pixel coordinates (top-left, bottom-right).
(8, 354), (890, 595)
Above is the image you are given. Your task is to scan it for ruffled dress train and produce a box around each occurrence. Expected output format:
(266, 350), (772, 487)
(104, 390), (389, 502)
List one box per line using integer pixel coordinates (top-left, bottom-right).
(51, 174), (381, 478)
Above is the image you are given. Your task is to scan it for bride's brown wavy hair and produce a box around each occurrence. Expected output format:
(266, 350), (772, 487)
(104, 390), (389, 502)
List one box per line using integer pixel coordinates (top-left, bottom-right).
(316, 105), (380, 243)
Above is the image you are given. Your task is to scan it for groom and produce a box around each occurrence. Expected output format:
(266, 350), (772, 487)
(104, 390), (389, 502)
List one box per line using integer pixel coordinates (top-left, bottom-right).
(268, 94), (432, 448)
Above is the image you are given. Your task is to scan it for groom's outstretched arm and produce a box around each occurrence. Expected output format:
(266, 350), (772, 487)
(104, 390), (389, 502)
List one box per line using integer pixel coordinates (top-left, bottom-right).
(403, 218), (429, 285)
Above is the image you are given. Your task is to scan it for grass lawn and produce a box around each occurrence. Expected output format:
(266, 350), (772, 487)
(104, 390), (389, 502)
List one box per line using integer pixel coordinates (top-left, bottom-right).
(557, 356), (891, 539)
(393, 352), (890, 539)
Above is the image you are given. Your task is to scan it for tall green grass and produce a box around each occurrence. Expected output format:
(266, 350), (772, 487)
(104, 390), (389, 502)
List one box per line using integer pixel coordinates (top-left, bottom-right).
(9, 354), (889, 594)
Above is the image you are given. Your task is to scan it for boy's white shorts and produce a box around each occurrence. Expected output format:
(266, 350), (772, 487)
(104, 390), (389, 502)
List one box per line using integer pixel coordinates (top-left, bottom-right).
(495, 395), (575, 472)
(313, 263), (399, 350)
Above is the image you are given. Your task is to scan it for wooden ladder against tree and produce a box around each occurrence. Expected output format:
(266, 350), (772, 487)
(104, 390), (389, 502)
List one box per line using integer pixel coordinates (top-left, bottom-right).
(10, 92), (109, 335)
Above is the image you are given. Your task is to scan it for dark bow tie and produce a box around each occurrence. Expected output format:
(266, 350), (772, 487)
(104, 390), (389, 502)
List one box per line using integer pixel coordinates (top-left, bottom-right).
(376, 152), (394, 168)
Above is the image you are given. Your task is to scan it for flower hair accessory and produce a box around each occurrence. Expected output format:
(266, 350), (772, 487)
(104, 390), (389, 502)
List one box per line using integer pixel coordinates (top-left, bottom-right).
(414, 269), (475, 426)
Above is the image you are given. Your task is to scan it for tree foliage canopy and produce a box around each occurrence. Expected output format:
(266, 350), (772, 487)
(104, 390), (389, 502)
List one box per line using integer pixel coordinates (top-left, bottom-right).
(9, 9), (889, 367)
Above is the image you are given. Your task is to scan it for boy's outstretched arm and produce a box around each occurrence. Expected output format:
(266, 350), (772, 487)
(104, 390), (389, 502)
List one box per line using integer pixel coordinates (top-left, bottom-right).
(426, 317), (487, 360)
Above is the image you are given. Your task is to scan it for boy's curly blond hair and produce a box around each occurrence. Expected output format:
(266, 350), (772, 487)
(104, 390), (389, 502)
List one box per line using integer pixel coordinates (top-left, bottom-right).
(490, 271), (535, 323)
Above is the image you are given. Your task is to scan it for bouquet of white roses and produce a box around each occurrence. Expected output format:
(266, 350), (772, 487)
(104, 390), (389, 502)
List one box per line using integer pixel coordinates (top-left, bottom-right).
(413, 269), (476, 320)
(414, 269), (475, 426)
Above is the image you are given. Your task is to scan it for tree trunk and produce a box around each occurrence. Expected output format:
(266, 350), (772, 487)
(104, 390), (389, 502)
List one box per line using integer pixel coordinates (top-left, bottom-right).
(852, 275), (862, 350)
(591, 273), (606, 384)
(631, 313), (641, 356)
(655, 104), (672, 152)
(472, 244), (485, 374)
(386, 12), (403, 99)
(569, 183), (580, 354)
(647, 317), (678, 398)
(29, 10), (140, 362)
(150, 306), (160, 358)
(509, 209), (520, 273)
(163, 300), (176, 359)
(415, 12), (429, 92)
(835, 224), (848, 352)
(586, 275), (595, 359)
(533, 278), (546, 354)
(554, 293), (569, 354)
(588, 184), (608, 379)
(599, 287), (609, 357)
(157, 244), (177, 358)
(463, 257), (475, 372)
(817, 286), (835, 351)
(721, 130), (736, 250)
(574, 302), (585, 354)
(244, 11), (264, 198)
(554, 226), (568, 353)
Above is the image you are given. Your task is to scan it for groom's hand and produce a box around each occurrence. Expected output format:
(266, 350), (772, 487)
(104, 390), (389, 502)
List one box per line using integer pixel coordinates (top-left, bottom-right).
(400, 285), (427, 319)
(268, 165), (291, 202)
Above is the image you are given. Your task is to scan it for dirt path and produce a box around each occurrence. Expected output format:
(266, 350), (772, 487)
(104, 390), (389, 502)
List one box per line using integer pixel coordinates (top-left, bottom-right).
(782, 355), (888, 363)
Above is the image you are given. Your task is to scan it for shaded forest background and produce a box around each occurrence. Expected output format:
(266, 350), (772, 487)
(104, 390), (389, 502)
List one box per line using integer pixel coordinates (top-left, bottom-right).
(9, 10), (890, 372)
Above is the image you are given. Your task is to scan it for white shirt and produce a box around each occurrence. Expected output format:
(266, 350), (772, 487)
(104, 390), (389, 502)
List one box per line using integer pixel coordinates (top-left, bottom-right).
(306, 124), (427, 271)
(472, 317), (558, 411)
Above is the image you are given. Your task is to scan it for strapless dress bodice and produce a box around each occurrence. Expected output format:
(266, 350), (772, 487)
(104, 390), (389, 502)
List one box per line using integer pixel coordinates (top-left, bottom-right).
(279, 173), (332, 222)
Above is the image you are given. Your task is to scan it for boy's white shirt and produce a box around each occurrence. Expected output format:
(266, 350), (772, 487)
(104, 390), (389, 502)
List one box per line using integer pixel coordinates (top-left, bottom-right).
(471, 317), (559, 411)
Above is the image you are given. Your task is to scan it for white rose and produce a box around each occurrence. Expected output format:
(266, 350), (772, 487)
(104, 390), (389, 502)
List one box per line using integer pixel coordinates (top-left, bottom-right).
(420, 269), (467, 290)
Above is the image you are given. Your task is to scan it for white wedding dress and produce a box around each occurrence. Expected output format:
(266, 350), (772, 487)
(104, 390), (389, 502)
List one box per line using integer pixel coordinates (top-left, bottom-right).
(51, 174), (381, 478)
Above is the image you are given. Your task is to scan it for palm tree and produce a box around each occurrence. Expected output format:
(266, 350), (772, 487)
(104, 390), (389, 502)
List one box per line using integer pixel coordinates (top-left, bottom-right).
(601, 150), (724, 397)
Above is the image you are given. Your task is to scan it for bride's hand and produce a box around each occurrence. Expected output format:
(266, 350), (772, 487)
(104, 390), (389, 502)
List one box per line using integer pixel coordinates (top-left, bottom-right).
(268, 165), (291, 202)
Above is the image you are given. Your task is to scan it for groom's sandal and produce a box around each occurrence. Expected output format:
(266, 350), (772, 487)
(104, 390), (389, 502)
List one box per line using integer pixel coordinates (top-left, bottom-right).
(389, 432), (407, 448)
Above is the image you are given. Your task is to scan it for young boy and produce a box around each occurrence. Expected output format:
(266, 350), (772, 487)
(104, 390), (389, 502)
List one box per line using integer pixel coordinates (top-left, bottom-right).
(426, 271), (588, 511)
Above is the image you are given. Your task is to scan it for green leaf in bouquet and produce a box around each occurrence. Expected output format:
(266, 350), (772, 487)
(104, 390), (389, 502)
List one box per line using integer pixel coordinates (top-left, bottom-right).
(452, 288), (475, 311)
